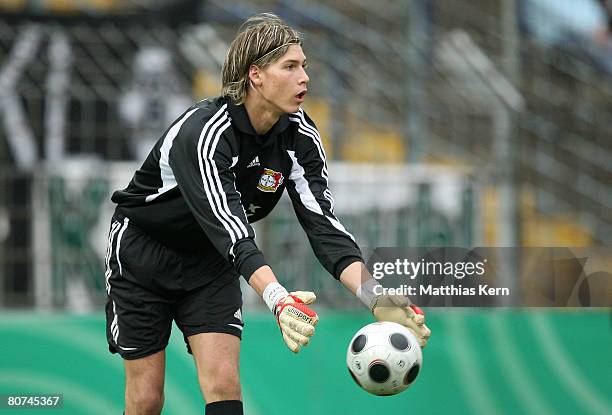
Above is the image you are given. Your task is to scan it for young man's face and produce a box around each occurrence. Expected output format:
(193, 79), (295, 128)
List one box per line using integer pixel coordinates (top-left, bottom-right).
(256, 44), (309, 114)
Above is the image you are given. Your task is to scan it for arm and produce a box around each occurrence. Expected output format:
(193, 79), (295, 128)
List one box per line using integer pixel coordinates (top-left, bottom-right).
(248, 265), (278, 297)
(169, 106), (266, 280)
(338, 260), (365, 295)
(287, 112), (430, 346)
(286, 111), (362, 279)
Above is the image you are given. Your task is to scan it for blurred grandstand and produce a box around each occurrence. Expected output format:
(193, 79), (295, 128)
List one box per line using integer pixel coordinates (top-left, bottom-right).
(0, 2), (610, 414)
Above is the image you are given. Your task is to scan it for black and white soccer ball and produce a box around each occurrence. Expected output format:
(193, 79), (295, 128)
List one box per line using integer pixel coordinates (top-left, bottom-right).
(346, 322), (423, 396)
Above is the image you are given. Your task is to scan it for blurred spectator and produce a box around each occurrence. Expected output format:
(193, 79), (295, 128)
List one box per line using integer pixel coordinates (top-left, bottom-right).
(521, 0), (612, 75)
(118, 47), (192, 161)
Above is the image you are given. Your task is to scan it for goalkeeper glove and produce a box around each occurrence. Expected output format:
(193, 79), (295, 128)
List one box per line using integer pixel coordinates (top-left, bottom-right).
(371, 295), (431, 348)
(358, 280), (431, 348)
(263, 283), (318, 353)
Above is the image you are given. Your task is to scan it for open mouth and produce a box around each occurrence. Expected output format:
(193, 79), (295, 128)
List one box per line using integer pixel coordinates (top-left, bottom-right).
(296, 90), (307, 100)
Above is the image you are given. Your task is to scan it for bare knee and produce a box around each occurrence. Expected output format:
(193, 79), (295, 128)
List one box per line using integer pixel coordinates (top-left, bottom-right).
(125, 386), (164, 415)
(202, 361), (241, 402)
(124, 352), (165, 415)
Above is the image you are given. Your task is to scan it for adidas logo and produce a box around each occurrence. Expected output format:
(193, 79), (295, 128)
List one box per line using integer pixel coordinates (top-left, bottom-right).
(247, 156), (260, 168)
(234, 308), (242, 322)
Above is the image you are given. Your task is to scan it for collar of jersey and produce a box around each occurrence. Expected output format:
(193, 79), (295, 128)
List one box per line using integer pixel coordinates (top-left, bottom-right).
(227, 103), (290, 140)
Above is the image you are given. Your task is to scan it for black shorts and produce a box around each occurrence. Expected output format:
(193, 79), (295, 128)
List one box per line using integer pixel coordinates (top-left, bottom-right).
(104, 215), (244, 360)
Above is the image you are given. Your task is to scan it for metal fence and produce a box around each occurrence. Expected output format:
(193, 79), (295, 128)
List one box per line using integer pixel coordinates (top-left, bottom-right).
(5, 163), (476, 310)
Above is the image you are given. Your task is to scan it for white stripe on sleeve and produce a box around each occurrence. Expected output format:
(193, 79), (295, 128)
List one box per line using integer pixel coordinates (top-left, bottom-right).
(287, 150), (355, 240)
(196, 104), (249, 250)
(206, 118), (249, 239)
(326, 216), (355, 241)
(197, 105), (240, 243)
(289, 112), (335, 210)
(146, 108), (199, 202)
(287, 150), (323, 215)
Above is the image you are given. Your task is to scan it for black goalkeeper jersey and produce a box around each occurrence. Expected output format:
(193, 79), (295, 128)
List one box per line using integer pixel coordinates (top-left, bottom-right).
(112, 96), (362, 282)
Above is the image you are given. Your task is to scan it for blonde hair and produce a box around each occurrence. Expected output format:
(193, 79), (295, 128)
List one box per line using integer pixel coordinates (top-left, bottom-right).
(222, 13), (302, 104)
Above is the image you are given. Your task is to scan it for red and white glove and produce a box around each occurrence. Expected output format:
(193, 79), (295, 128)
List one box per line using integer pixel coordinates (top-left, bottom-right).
(357, 279), (431, 348)
(263, 283), (318, 353)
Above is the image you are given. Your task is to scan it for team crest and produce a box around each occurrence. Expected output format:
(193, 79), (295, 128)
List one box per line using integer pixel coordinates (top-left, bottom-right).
(257, 168), (284, 192)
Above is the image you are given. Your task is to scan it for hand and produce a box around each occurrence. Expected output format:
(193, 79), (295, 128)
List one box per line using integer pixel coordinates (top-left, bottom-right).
(274, 291), (318, 353)
(371, 295), (431, 348)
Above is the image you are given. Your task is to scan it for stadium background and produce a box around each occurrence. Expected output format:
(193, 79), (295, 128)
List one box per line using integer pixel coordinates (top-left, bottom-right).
(0, 0), (610, 414)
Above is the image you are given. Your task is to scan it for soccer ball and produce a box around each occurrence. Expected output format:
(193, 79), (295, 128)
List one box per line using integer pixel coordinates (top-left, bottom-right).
(346, 322), (423, 396)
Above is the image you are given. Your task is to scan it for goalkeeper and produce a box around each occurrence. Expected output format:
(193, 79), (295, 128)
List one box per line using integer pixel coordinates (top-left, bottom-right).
(105, 12), (430, 415)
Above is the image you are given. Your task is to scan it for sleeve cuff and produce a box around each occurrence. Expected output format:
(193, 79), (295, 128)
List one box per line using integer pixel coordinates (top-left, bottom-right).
(333, 256), (364, 280)
(231, 238), (268, 280)
(239, 252), (268, 281)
